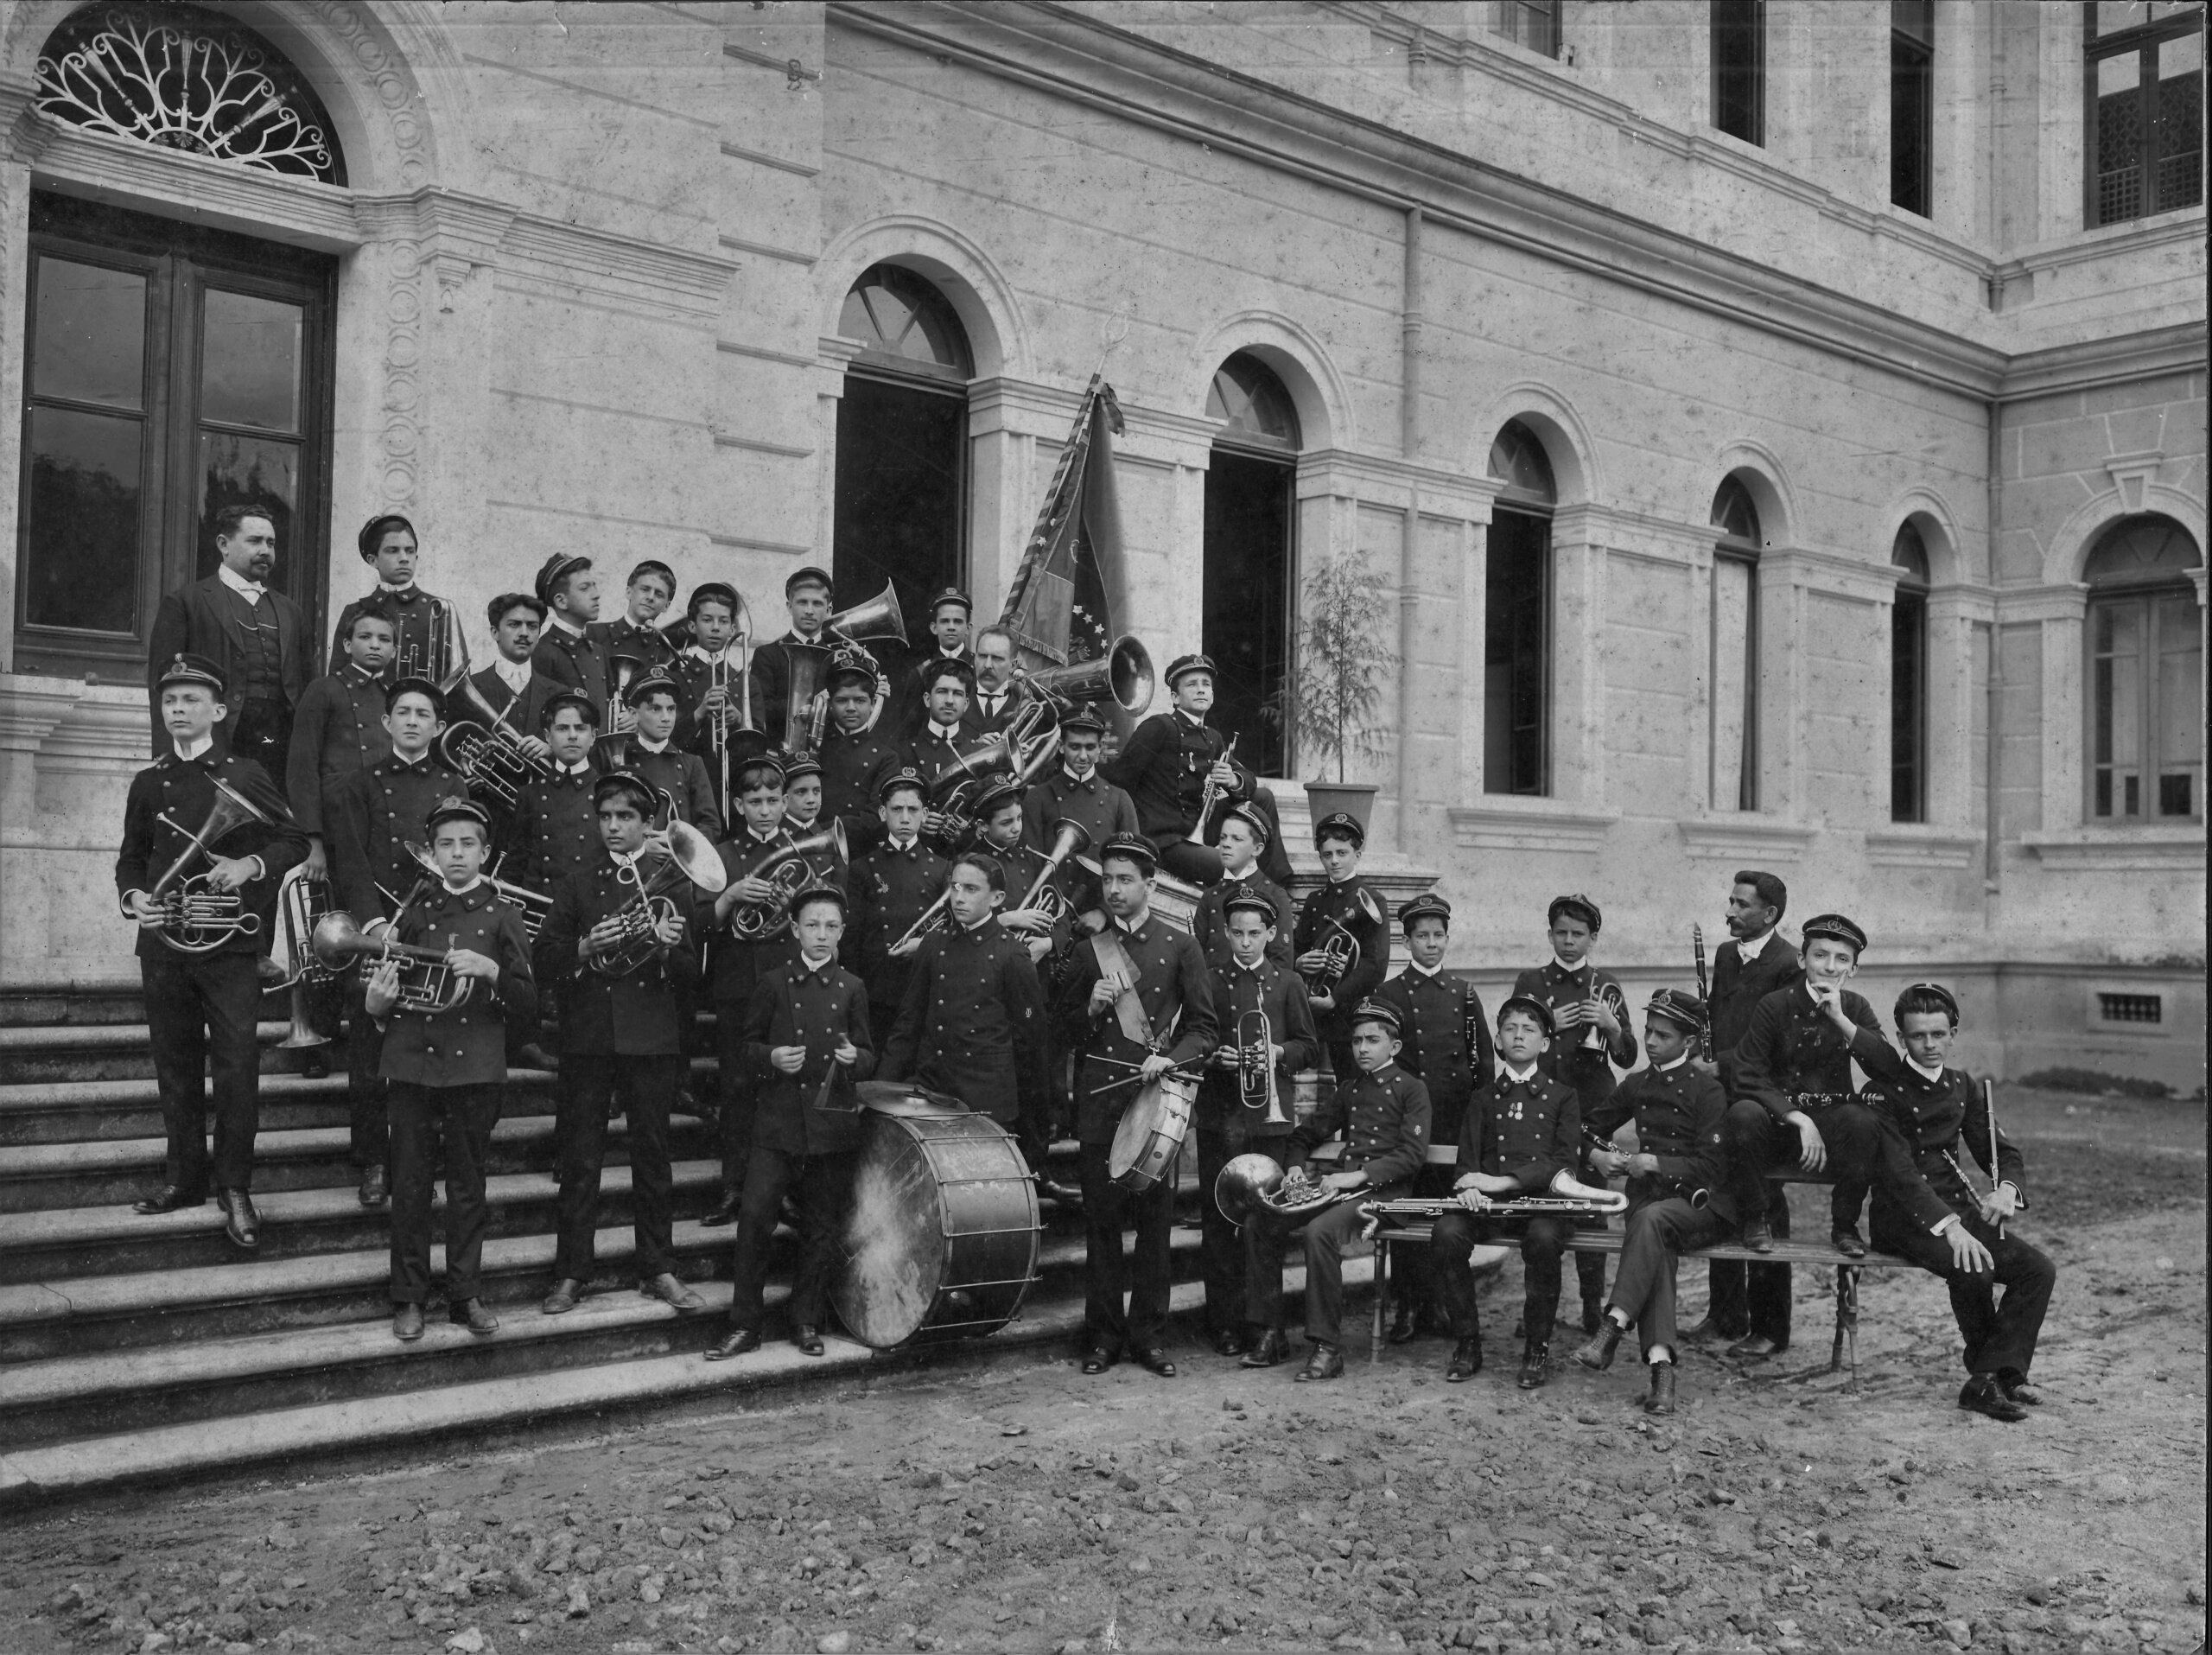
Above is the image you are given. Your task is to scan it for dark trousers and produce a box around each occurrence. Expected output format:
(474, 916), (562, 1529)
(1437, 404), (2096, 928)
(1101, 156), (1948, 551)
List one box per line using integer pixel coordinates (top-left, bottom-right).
(387, 1081), (502, 1302)
(1726, 1098), (1890, 1232)
(728, 1146), (855, 1334)
(715, 1003), (757, 1199)
(141, 952), (263, 1192)
(1196, 1120), (1291, 1333)
(1571, 1148), (1611, 1312)
(232, 698), (293, 805)
(554, 1053), (681, 1282)
(1872, 1207), (2056, 1378)
(1386, 1162), (1459, 1322)
(1243, 1196), (1376, 1347)
(346, 995), (389, 1170)
(1154, 837), (1223, 887)
(1431, 1209), (1570, 1342)
(1609, 1198), (1734, 1358)
(1078, 1140), (1176, 1351)
(1705, 1179), (1794, 1342)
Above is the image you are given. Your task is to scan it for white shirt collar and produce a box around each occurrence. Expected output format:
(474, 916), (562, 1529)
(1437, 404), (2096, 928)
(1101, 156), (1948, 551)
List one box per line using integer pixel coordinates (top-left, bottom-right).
(173, 732), (215, 761)
(550, 613), (585, 638)
(217, 563), (264, 602)
(633, 735), (668, 755)
(1061, 763), (1095, 783)
(495, 658), (531, 691)
(1232, 954), (1265, 975)
(798, 952), (836, 977)
(958, 913), (994, 935)
(391, 748), (432, 769)
(927, 720), (961, 740)
(1501, 1063), (1538, 1085)
(1551, 954), (1588, 975)
(1907, 1057), (1946, 1083)
(887, 834), (918, 852)
(1222, 861), (1257, 882)
(1656, 1053), (1688, 1073)
(1408, 960), (1443, 979)
(611, 846), (643, 869)
(377, 580), (416, 596)
(1175, 709), (1206, 729)
(1116, 913), (1149, 936)
(685, 643), (735, 665)
(442, 875), (485, 896)
(1738, 926), (1777, 956)
(561, 758), (592, 777)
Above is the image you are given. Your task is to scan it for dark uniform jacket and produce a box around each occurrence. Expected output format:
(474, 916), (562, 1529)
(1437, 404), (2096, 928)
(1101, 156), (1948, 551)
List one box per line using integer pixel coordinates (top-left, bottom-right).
(1287, 1063), (1431, 1191)
(907, 719), (982, 787)
(531, 621), (613, 720)
(1712, 930), (1802, 1063)
(377, 880), (537, 1087)
(1294, 876), (1390, 1043)
(1512, 958), (1637, 1111)
(1190, 868), (1296, 972)
(669, 649), (755, 763)
(748, 630), (840, 746)
(709, 829), (802, 1006)
(1021, 766), (1137, 916)
(845, 837), (950, 1014)
(1373, 965), (1494, 1147)
(1102, 710), (1252, 843)
(509, 761), (601, 894)
(325, 752), (467, 926)
(459, 663), (566, 751)
(327, 585), (454, 679)
(882, 918), (1049, 1125)
(741, 957), (877, 1156)
(535, 850), (698, 1055)
(285, 666), (392, 837)
(1586, 1058), (1732, 1219)
(1854, 1049), (2029, 1236)
(114, 741), (305, 961)
(1457, 1068), (1580, 1194)
(1732, 983), (1891, 1120)
(988, 838), (1075, 966)
(602, 615), (681, 678)
(1198, 955), (1318, 1136)
(1054, 912), (1219, 1144)
(819, 723), (903, 853)
(146, 577), (310, 748)
(589, 735), (724, 842)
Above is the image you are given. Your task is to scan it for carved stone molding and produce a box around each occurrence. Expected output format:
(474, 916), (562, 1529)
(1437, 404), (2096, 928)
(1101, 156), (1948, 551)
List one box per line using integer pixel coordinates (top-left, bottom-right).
(1675, 816), (1820, 863)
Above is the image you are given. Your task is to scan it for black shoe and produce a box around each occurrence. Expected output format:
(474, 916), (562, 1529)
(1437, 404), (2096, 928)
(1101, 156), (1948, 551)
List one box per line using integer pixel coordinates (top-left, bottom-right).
(1212, 1327), (1251, 1358)
(1446, 1337), (1483, 1383)
(1516, 1341), (1550, 1390)
(1958, 1374), (2028, 1423)
(1726, 1333), (1783, 1360)
(1995, 1368), (2044, 1406)
(705, 1328), (761, 1362)
(298, 1050), (330, 1079)
(131, 1183), (207, 1216)
(1294, 1342), (1343, 1383)
(1644, 1361), (1678, 1416)
(392, 1302), (425, 1342)
(792, 1324), (825, 1357)
(1387, 1303), (1420, 1346)
(218, 1188), (260, 1251)
(1573, 1320), (1624, 1372)
(1680, 1315), (1743, 1344)
(1038, 1179), (1084, 1207)
(699, 1190), (741, 1227)
(1081, 1346), (1120, 1375)
(1740, 1218), (1775, 1253)
(514, 1042), (561, 1073)
(540, 1278), (586, 1316)
(1580, 1302), (1604, 1334)
(639, 1273), (707, 1314)
(449, 1298), (499, 1336)
(1132, 1346), (1177, 1377)
(358, 1164), (388, 1208)
(671, 1084), (702, 1120)
(1830, 1225), (1867, 1259)
(1240, 1328), (1290, 1369)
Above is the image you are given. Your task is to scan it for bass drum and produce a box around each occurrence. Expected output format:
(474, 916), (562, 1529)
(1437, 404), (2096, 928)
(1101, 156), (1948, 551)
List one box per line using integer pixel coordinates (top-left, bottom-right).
(832, 1083), (1042, 1350)
(1106, 1072), (1198, 1193)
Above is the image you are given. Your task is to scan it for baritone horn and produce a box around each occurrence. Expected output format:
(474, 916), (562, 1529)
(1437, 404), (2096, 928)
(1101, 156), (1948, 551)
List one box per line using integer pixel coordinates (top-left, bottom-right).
(591, 790), (728, 977)
(145, 778), (285, 954)
(828, 581), (908, 649)
(726, 820), (849, 940)
(275, 867), (334, 1048)
(1236, 1009), (1287, 1125)
(1012, 819), (1090, 926)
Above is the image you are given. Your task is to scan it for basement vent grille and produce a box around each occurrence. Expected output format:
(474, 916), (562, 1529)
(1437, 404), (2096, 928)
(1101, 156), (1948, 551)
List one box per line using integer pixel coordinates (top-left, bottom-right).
(2096, 992), (2163, 1025)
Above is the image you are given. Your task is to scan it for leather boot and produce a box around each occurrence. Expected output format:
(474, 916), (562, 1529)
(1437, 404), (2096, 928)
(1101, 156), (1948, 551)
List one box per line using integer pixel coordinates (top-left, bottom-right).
(699, 1188), (741, 1227)
(1958, 1374), (2028, 1422)
(218, 1188), (260, 1251)
(1387, 1300), (1421, 1346)
(1573, 1318), (1624, 1372)
(448, 1298), (499, 1336)
(1294, 1341), (1343, 1383)
(1644, 1361), (1678, 1416)
(1446, 1337), (1483, 1383)
(1240, 1328), (1291, 1368)
(358, 1164), (388, 1208)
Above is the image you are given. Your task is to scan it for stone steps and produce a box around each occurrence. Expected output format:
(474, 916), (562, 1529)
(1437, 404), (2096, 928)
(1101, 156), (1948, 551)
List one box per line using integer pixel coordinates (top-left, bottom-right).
(0, 1019), (299, 1085)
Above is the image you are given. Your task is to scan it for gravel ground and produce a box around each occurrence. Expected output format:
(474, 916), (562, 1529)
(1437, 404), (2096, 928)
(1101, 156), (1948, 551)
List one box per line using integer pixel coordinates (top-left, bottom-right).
(1, 1090), (2202, 1655)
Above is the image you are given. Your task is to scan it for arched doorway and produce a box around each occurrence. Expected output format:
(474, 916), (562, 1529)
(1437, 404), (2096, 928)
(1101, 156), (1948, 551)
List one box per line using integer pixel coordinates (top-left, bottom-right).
(1484, 420), (1557, 796)
(1202, 353), (1299, 776)
(2083, 515), (2202, 821)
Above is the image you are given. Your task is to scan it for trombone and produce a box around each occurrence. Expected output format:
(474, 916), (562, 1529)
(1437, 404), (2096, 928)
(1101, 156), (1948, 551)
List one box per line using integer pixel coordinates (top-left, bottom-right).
(144, 778), (285, 954)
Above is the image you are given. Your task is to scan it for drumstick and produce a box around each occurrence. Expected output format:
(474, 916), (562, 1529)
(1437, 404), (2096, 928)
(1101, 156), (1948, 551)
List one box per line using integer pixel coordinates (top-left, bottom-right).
(1088, 1065), (1200, 1098)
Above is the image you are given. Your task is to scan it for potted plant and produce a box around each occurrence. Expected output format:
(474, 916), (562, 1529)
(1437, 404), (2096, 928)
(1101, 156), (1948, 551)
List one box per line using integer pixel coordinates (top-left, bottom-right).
(1281, 548), (1390, 831)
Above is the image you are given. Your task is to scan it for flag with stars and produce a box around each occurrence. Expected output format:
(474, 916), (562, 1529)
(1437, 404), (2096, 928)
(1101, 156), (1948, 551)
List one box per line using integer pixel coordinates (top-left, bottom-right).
(1001, 374), (1122, 671)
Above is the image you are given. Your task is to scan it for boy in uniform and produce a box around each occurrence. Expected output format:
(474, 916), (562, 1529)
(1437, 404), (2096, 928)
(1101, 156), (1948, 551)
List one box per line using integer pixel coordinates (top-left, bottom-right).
(779, 755), (842, 883)
(972, 780), (1078, 1200)
(1020, 708), (1136, 920)
(530, 553), (613, 718)
(1103, 652), (1252, 886)
(602, 559), (682, 682)
(1240, 1000), (1428, 1381)
(1573, 990), (1732, 1416)
(817, 648), (902, 855)
(844, 769), (950, 1047)
(1293, 812), (1389, 1079)
(1373, 892), (1493, 1344)
(117, 654), (306, 1247)
(898, 586), (974, 731)
(328, 513), (454, 681)
(596, 666), (723, 840)
(749, 566), (841, 741)
(707, 886), (875, 1360)
(288, 605), (397, 880)
(1427, 995), (1581, 1387)
(506, 692), (602, 894)
(1190, 805), (1294, 971)
(367, 797), (537, 1341)
(535, 773), (706, 1318)
(1198, 893), (1317, 1353)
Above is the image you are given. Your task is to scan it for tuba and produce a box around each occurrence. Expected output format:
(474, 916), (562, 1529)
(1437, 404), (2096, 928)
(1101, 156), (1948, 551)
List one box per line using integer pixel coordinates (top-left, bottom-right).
(782, 642), (834, 758)
(726, 820), (849, 940)
(828, 581), (908, 649)
(274, 867), (335, 1049)
(927, 731), (1016, 821)
(1236, 1009), (1287, 1125)
(1011, 819), (1090, 927)
(1003, 633), (1155, 782)
(144, 778), (284, 954)
(591, 791), (728, 977)
(309, 910), (472, 1014)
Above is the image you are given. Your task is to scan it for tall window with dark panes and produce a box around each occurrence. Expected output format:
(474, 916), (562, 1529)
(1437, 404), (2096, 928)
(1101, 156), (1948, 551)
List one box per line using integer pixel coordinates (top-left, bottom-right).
(2085, 2), (2206, 226)
(1491, 0), (1560, 58)
(1203, 354), (1300, 778)
(1710, 479), (1763, 812)
(1891, 1), (1935, 216)
(2083, 516), (2202, 822)
(1483, 423), (1554, 797)
(833, 265), (971, 646)
(1891, 524), (1931, 823)
(15, 193), (335, 678)
(1712, 0), (1767, 145)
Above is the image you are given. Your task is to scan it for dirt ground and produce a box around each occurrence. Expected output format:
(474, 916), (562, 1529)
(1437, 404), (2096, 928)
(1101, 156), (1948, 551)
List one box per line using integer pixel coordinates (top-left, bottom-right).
(2, 1087), (2203, 1655)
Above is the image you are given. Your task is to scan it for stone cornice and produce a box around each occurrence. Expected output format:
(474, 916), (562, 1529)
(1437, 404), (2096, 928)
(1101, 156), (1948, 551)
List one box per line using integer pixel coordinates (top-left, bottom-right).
(1675, 817), (1819, 862)
(1762, 547), (1897, 606)
(1998, 321), (2209, 404)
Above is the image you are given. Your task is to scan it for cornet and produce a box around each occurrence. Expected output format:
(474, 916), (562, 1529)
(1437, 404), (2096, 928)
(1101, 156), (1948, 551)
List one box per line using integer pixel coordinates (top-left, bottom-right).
(1184, 732), (1238, 847)
(309, 910), (472, 1014)
(1235, 1009), (1287, 1125)
(1301, 913), (1362, 996)
(144, 778), (285, 954)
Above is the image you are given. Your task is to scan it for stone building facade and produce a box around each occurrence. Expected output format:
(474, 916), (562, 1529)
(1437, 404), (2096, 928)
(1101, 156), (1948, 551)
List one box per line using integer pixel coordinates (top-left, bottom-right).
(0, 1), (2202, 1085)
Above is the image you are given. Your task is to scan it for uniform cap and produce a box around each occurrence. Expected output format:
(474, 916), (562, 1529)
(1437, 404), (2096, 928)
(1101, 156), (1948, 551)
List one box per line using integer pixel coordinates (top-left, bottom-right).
(1164, 652), (1217, 688)
(1800, 912), (1869, 956)
(1220, 801), (1270, 843)
(971, 779), (1025, 822)
(788, 882), (849, 920)
(626, 559), (676, 592)
(622, 665), (681, 708)
(1057, 707), (1109, 738)
(1547, 892), (1603, 934)
(926, 587), (973, 617)
(357, 512), (416, 561)
(784, 564), (834, 597)
(424, 795), (493, 837)
(780, 754), (823, 785)
(1397, 891), (1452, 932)
(687, 580), (741, 618)
(1643, 989), (1706, 1033)
(734, 751), (787, 792)
(592, 771), (657, 812)
(534, 552), (591, 606)
(385, 675), (446, 718)
(826, 646), (880, 693)
(1313, 811), (1365, 850)
(1349, 999), (1402, 1034)
(1221, 892), (1278, 924)
(876, 765), (930, 804)
(155, 652), (228, 697)
(538, 689), (599, 731)
(1099, 831), (1158, 873)
(1896, 981), (1960, 1025)
(1497, 993), (1555, 1036)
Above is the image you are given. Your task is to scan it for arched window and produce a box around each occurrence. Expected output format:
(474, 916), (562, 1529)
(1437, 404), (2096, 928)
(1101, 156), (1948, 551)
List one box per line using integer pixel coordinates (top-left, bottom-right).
(1891, 522), (1931, 823)
(2084, 515), (2202, 821)
(1710, 477), (1764, 812)
(1203, 353), (1300, 774)
(1484, 421), (1556, 796)
(833, 265), (971, 659)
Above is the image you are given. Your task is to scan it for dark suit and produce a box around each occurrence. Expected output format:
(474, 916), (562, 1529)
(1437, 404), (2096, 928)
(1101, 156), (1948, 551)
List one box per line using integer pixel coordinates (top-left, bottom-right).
(461, 665), (565, 751)
(844, 837), (950, 1040)
(882, 917), (1049, 1135)
(749, 630), (840, 748)
(147, 576), (311, 784)
(818, 724), (902, 856)
(509, 761), (601, 894)
(1705, 929), (1802, 1341)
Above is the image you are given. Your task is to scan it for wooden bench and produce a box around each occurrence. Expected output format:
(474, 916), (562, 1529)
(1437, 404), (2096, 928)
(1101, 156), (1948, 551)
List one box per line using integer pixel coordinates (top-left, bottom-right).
(1301, 1143), (1918, 1383)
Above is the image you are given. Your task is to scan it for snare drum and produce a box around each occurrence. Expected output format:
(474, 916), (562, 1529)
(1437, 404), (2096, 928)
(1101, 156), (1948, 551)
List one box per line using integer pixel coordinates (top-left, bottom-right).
(1106, 1071), (1198, 1192)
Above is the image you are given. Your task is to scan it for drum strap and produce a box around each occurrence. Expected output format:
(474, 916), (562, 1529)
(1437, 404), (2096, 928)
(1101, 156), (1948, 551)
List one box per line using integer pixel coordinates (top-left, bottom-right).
(1091, 928), (1157, 1048)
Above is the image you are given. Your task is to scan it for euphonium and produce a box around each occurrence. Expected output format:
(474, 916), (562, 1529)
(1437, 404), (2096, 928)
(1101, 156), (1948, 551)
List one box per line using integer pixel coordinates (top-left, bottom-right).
(435, 670), (558, 811)
(727, 820), (849, 940)
(308, 910), (471, 1013)
(275, 867), (334, 1049)
(593, 792), (728, 977)
(1236, 1008), (1287, 1125)
(145, 777), (284, 954)
(1011, 818), (1090, 926)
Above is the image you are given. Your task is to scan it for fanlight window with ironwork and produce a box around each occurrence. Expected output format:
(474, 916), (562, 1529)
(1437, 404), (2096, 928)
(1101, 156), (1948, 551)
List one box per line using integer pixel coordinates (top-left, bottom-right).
(35, 3), (346, 186)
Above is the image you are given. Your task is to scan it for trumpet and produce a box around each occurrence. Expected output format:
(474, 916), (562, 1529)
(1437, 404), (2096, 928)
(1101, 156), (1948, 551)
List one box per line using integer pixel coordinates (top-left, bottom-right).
(309, 910), (473, 1014)
(143, 777), (285, 954)
(1010, 819), (1090, 928)
(1577, 980), (1630, 1056)
(403, 842), (550, 942)
(1235, 1009), (1287, 1125)
(1184, 732), (1238, 847)
(725, 820), (848, 940)
(592, 791), (728, 977)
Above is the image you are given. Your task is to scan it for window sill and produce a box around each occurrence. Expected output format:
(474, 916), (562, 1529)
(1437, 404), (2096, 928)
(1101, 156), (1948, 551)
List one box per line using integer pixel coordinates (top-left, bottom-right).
(1447, 795), (1618, 853)
(1675, 816), (1818, 863)
(1864, 824), (1981, 869)
(2020, 827), (2205, 873)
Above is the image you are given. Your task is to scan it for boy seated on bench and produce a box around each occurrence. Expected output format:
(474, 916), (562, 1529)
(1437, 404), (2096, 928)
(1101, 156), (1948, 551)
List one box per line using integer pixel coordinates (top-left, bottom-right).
(1849, 983), (2056, 1423)
(1572, 989), (1732, 1416)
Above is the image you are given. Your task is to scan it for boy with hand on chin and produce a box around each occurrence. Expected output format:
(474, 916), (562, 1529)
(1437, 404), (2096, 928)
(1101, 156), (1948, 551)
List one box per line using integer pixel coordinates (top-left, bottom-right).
(366, 797), (536, 1344)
